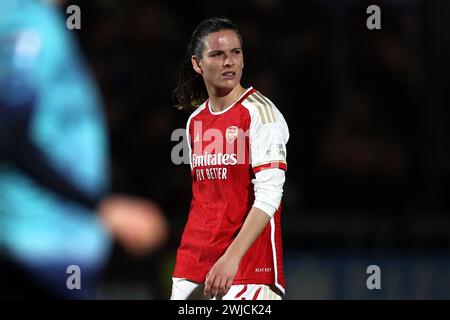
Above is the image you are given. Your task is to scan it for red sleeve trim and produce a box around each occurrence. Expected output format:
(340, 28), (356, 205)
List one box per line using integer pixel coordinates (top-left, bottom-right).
(253, 161), (287, 173)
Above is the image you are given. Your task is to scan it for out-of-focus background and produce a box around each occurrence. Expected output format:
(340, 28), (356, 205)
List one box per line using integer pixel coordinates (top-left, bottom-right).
(13, 0), (450, 299)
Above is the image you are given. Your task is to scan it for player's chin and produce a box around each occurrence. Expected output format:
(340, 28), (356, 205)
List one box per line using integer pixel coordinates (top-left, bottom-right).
(217, 79), (239, 91)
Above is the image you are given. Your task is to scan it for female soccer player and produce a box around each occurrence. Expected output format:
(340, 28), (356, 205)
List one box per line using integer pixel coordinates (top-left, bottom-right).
(171, 17), (289, 300)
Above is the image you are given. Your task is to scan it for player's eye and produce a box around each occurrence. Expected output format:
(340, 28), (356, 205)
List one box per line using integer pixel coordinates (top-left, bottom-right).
(209, 51), (222, 57)
(233, 49), (242, 54)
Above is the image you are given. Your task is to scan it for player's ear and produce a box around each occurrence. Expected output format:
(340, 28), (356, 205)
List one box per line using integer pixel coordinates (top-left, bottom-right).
(192, 55), (203, 75)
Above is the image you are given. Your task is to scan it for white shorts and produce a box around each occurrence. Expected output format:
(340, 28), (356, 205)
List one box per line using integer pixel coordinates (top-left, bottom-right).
(170, 277), (282, 300)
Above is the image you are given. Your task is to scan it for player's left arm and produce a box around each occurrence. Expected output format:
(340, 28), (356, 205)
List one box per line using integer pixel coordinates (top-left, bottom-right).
(204, 99), (289, 299)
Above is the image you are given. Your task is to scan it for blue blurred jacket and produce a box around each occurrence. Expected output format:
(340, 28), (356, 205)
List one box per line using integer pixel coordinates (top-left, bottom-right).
(0, 0), (111, 298)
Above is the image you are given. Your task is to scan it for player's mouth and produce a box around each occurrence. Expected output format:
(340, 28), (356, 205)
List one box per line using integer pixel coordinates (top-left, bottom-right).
(222, 71), (236, 80)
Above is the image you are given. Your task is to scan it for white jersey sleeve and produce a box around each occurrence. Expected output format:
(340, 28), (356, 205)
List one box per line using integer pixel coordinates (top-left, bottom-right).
(243, 91), (289, 218)
(244, 91), (289, 173)
(253, 168), (285, 218)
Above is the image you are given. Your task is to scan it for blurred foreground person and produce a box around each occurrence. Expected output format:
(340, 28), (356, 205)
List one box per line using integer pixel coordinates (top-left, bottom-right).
(0, 0), (167, 299)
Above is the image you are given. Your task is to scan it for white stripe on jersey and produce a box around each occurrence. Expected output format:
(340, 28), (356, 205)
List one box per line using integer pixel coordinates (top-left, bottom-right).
(185, 103), (207, 170)
(270, 218), (285, 295)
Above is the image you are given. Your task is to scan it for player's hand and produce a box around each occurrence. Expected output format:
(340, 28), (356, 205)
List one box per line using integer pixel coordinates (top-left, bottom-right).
(204, 252), (240, 299)
(99, 194), (168, 256)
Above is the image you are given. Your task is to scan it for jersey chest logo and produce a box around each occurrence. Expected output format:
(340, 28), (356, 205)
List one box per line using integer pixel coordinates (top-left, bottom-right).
(226, 126), (239, 144)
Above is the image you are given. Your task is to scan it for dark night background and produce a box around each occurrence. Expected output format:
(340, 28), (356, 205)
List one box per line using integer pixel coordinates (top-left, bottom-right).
(64, 0), (450, 299)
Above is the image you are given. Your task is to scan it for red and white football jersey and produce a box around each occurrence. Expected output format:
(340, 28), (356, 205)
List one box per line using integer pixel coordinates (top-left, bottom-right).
(173, 87), (289, 294)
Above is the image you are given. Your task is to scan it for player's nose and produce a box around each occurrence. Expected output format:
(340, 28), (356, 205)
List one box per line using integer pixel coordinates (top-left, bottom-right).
(223, 53), (234, 67)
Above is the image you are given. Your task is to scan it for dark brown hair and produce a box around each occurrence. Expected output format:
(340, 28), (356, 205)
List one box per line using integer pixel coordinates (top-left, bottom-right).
(172, 17), (243, 110)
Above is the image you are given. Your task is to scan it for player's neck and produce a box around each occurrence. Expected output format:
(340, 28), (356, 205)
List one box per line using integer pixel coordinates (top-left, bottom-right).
(208, 85), (246, 112)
